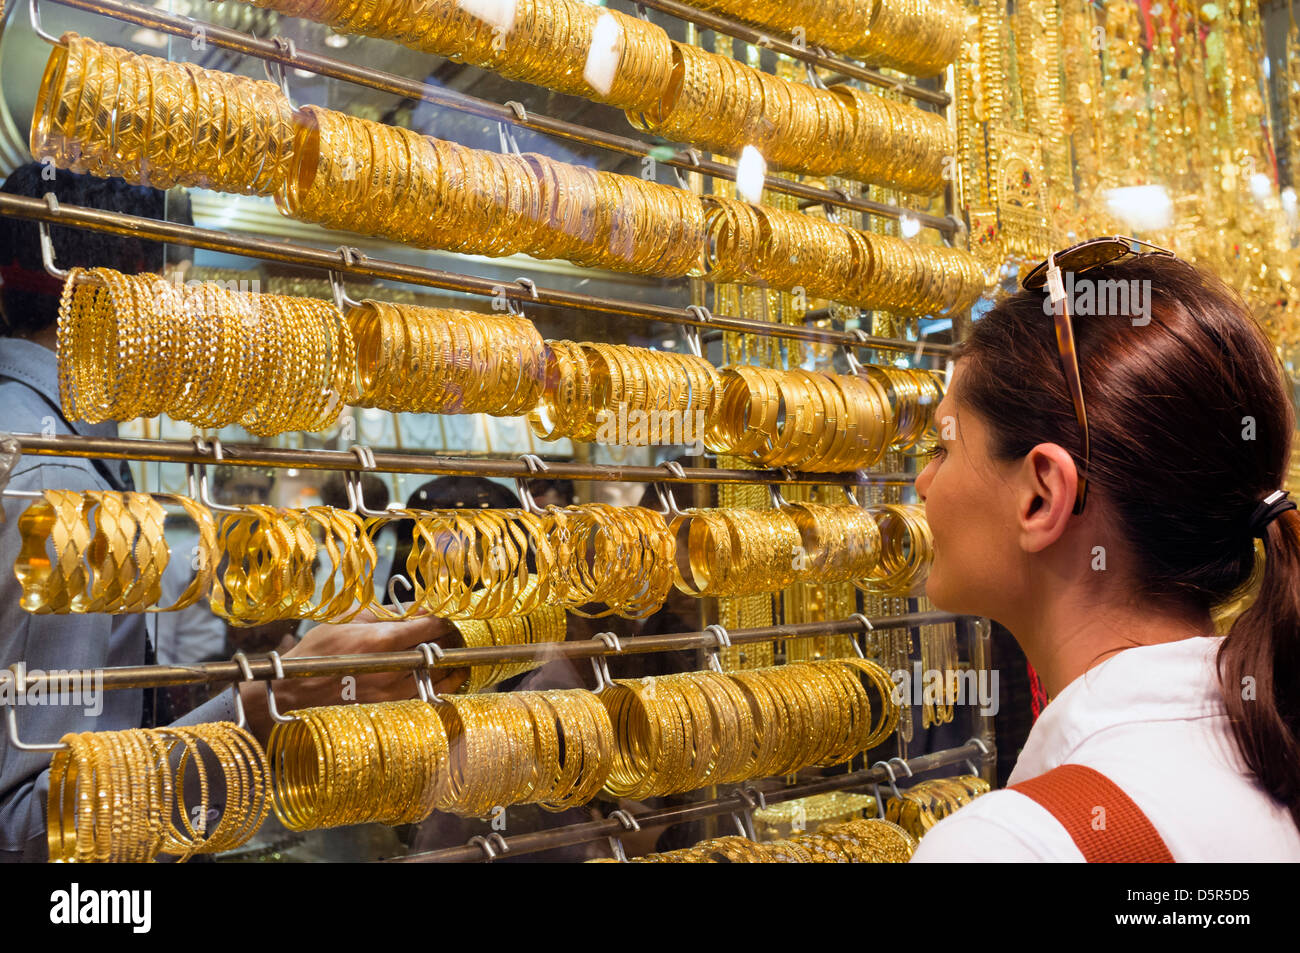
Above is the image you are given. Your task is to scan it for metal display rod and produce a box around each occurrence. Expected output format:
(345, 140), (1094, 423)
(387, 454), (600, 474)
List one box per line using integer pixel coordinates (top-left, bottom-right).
(0, 193), (955, 356)
(7, 432), (918, 487)
(386, 741), (987, 862)
(40, 0), (957, 235)
(6, 611), (959, 692)
(632, 0), (951, 106)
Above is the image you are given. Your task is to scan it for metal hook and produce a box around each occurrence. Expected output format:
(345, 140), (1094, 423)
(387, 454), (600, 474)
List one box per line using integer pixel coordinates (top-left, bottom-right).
(733, 788), (760, 840)
(29, 0), (60, 46)
(496, 121), (521, 156)
(387, 574), (415, 614)
(468, 833), (508, 862)
(345, 446), (387, 517)
(263, 35), (299, 110)
(189, 437), (242, 514)
(328, 247), (363, 310)
(3, 665), (69, 752)
(889, 755), (914, 780)
(414, 641), (444, 703)
(703, 623), (731, 673)
(681, 305), (711, 359)
(262, 650), (296, 724)
(514, 453), (549, 515)
(224, 652), (257, 731)
(847, 612), (872, 659)
(740, 783), (768, 811)
(730, 812), (752, 839)
(653, 460), (689, 519)
(842, 327), (869, 375)
(503, 277), (538, 317)
(35, 195), (70, 281)
(589, 632), (620, 693)
(871, 759), (904, 800)
(672, 148), (702, 189)
(606, 808), (639, 862)
(803, 60), (829, 90)
(767, 468), (795, 510)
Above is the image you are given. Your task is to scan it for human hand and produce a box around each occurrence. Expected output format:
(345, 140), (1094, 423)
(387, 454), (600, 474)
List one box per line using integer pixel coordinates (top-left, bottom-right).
(238, 609), (468, 744)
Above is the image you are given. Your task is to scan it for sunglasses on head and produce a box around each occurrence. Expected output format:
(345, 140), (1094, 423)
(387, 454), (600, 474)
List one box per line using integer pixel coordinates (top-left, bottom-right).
(1020, 236), (1176, 514)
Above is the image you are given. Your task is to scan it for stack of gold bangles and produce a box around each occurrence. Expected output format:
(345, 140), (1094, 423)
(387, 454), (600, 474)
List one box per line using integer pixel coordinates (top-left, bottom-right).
(232, 0), (673, 113)
(15, 489), (215, 615)
(47, 722), (269, 863)
(629, 43), (952, 193)
(600, 658), (898, 799)
(885, 774), (992, 840)
(670, 503), (883, 596)
(857, 503), (933, 595)
(529, 341), (722, 442)
(451, 604), (568, 693)
(349, 301), (546, 416)
(704, 366), (895, 471)
(279, 106), (705, 278)
(679, 0), (965, 77)
(268, 699), (449, 830)
(58, 267), (354, 435)
(610, 817), (919, 862)
(31, 34), (294, 195)
(703, 196), (987, 316)
(212, 504), (378, 625)
(15, 493), (933, 621)
(267, 689), (614, 828)
(437, 689), (614, 816)
(861, 365), (945, 451)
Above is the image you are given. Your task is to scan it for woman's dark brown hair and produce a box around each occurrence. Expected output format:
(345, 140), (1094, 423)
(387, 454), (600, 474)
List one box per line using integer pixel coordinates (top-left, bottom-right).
(955, 254), (1300, 829)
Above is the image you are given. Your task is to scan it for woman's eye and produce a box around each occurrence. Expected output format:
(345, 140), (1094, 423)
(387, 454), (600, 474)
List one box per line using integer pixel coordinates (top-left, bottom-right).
(926, 445), (947, 461)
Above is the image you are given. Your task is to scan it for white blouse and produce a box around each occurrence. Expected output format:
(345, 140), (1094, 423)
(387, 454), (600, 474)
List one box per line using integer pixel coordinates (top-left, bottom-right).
(910, 634), (1300, 861)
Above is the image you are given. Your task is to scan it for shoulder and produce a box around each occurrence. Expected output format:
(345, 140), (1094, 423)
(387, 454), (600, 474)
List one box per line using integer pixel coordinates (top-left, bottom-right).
(909, 789), (1084, 862)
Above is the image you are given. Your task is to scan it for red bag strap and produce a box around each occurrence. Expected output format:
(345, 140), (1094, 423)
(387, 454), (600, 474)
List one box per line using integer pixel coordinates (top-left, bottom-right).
(1008, 764), (1175, 863)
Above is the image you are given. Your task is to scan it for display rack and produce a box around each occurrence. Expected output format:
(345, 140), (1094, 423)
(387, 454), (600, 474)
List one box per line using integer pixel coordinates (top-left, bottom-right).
(0, 0), (992, 863)
(29, 0), (960, 235)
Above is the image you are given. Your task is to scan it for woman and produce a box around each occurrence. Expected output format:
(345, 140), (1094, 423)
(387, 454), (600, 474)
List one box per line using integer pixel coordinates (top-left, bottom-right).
(910, 240), (1300, 861)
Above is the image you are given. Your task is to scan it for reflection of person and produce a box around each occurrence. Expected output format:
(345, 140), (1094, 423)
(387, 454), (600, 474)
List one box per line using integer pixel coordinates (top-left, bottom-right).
(0, 164), (466, 862)
(910, 250), (1300, 861)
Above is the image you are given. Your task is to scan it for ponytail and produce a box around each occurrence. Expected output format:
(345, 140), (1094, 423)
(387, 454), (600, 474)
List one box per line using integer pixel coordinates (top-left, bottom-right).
(1219, 508), (1300, 829)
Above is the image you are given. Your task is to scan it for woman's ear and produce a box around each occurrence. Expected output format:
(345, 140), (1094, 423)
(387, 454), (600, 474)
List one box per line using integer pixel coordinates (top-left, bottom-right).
(1015, 443), (1080, 552)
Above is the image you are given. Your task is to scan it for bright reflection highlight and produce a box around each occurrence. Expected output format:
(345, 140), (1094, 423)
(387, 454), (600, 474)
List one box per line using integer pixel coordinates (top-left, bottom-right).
(583, 13), (623, 96)
(735, 145), (766, 204)
(1103, 184), (1173, 232)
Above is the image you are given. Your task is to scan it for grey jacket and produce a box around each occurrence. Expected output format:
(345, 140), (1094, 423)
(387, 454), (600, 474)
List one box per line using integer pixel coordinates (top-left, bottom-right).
(0, 337), (234, 861)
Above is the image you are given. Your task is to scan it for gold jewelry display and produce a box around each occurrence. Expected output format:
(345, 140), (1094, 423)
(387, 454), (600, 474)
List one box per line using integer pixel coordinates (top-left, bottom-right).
(47, 722), (269, 863)
(350, 301), (547, 416)
(856, 503), (933, 595)
(529, 340), (721, 443)
(600, 658), (898, 798)
(630, 42), (952, 193)
(678, 0), (965, 77)
(885, 773), (991, 840)
(235, 0), (673, 113)
(452, 604), (568, 693)
(57, 268), (354, 436)
(435, 688), (614, 816)
(15, 489), (217, 615)
(609, 817), (918, 862)
(32, 34), (293, 195)
(703, 195), (986, 316)
(268, 699), (449, 830)
(279, 105), (705, 278)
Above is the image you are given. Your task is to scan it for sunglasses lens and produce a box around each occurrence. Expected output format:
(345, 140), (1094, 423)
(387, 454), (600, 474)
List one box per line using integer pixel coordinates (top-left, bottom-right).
(1022, 239), (1130, 290)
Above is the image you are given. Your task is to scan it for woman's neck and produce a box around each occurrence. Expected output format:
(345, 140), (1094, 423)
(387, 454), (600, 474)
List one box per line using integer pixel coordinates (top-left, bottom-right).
(1008, 592), (1213, 699)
